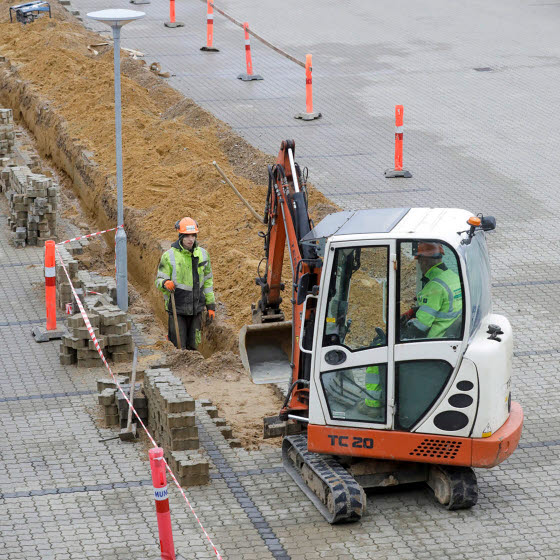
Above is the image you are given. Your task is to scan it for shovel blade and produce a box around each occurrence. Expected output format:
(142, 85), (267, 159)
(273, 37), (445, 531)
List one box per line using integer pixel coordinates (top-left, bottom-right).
(239, 321), (292, 384)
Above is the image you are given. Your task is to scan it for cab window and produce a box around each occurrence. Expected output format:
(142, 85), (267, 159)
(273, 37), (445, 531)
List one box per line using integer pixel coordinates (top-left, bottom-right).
(398, 241), (464, 342)
(323, 246), (389, 351)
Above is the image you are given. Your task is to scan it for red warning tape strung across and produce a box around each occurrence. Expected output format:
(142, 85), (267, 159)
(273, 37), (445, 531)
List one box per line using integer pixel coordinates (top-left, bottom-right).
(55, 247), (223, 560)
(56, 224), (124, 245)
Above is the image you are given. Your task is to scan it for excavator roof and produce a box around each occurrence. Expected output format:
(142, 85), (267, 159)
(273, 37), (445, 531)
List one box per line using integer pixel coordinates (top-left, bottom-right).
(303, 208), (410, 241)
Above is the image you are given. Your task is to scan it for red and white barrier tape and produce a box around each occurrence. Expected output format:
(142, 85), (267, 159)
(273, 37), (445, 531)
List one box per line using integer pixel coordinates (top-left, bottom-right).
(55, 247), (223, 560)
(56, 225), (124, 245)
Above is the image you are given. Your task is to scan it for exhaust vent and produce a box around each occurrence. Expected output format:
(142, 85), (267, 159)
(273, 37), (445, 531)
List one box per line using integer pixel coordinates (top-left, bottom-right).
(409, 438), (462, 460)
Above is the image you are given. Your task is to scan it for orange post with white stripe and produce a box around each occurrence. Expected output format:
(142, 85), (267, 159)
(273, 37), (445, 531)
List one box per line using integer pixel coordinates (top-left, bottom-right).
(164, 0), (184, 28)
(150, 447), (176, 560)
(200, 0), (219, 52)
(237, 22), (263, 81)
(385, 105), (412, 178)
(295, 54), (321, 121)
(45, 240), (57, 331)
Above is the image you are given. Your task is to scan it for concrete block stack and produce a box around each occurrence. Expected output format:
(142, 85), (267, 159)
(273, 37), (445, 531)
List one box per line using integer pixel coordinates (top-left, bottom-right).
(0, 108), (15, 156)
(1, 164), (58, 247)
(59, 305), (134, 366)
(97, 376), (130, 427)
(144, 368), (209, 486)
(54, 245), (81, 311)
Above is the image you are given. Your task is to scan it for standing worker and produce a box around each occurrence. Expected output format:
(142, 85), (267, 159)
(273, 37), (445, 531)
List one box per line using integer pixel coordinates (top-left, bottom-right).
(155, 217), (216, 350)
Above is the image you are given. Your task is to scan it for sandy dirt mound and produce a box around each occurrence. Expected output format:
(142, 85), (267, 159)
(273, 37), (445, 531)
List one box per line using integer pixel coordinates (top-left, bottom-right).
(0, 8), (336, 448)
(0, 9), (333, 334)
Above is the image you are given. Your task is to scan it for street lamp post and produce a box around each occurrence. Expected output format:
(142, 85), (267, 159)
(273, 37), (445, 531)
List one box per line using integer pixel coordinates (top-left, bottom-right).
(86, 9), (145, 312)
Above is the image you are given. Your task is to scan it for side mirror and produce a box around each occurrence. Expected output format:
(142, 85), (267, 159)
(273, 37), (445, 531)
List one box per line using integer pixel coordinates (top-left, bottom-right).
(480, 215), (496, 232)
(296, 273), (310, 305)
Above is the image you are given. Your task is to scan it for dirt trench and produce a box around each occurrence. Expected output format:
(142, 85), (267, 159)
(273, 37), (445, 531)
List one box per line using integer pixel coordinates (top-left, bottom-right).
(0, 5), (337, 448)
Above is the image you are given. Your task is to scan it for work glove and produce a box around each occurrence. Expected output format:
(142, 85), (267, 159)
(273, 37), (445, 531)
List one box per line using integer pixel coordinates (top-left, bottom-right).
(207, 309), (215, 323)
(164, 280), (175, 292)
(400, 308), (416, 328)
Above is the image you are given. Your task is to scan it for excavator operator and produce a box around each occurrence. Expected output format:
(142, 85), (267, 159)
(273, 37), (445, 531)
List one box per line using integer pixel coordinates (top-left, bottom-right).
(155, 217), (216, 350)
(401, 242), (463, 340)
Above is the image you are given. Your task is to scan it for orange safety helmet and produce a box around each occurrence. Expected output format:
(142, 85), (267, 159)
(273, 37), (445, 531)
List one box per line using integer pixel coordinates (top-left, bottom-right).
(175, 217), (199, 234)
(414, 241), (445, 258)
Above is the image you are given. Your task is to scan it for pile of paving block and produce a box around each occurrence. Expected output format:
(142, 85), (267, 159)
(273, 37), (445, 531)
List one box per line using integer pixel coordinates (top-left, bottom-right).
(60, 306), (134, 367)
(55, 244), (117, 312)
(143, 368), (210, 486)
(97, 376), (148, 428)
(0, 167), (58, 249)
(0, 108), (15, 156)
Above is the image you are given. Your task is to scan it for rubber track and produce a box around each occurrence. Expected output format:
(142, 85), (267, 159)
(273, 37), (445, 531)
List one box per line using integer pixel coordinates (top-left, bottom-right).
(440, 466), (479, 510)
(282, 434), (365, 524)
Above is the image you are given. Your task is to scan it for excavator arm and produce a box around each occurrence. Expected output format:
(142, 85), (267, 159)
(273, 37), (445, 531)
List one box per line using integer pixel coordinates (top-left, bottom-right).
(252, 140), (323, 416)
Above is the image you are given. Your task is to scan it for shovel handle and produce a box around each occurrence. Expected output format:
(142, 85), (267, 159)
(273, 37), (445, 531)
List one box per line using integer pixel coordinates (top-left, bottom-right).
(170, 291), (182, 349)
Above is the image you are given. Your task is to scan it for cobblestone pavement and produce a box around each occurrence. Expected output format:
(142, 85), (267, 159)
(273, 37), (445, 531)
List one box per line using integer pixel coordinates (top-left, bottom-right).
(2, 0), (560, 557)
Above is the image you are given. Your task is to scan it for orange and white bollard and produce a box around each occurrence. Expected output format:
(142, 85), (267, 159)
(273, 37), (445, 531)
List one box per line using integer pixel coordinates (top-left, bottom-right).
(164, 0), (184, 28)
(200, 0), (219, 52)
(149, 448), (176, 560)
(385, 105), (412, 178)
(237, 22), (263, 81)
(295, 54), (321, 120)
(33, 239), (64, 342)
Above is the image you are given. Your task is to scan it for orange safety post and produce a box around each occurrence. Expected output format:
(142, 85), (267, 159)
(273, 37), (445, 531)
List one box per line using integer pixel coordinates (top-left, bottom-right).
(200, 0), (219, 52)
(385, 105), (412, 178)
(295, 54), (321, 120)
(33, 240), (64, 342)
(237, 22), (263, 81)
(45, 240), (57, 330)
(149, 448), (176, 560)
(164, 0), (184, 28)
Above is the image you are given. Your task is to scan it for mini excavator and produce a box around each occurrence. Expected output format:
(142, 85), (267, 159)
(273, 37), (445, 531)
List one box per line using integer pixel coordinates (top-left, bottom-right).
(239, 140), (523, 523)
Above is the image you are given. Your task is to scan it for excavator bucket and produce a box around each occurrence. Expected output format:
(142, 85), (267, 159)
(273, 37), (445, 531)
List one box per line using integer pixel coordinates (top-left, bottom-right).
(239, 321), (292, 384)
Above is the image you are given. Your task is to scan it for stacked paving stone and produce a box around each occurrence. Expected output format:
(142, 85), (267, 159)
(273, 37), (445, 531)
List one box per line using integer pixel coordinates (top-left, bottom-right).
(144, 368), (209, 486)
(1, 164), (58, 247)
(97, 376), (130, 426)
(0, 108), (15, 156)
(55, 245), (117, 312)
(60, 306), (134, 366)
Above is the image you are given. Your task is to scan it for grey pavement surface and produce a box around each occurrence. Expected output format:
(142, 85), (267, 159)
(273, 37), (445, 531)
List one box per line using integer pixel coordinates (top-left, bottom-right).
(1, 0), (560, 558)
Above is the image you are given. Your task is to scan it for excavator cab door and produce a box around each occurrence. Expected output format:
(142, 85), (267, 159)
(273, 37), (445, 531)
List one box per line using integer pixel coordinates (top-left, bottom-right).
(311, 240), (397, 430)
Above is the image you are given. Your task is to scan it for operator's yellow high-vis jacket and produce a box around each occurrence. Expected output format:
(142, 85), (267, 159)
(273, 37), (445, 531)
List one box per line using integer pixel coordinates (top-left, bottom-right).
(155, 240), (215, 316)
(411, 263), (462, 338)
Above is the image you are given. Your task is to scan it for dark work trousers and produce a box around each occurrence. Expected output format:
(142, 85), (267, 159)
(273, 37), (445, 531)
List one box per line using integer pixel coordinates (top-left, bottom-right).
(168, 313), (202, 350)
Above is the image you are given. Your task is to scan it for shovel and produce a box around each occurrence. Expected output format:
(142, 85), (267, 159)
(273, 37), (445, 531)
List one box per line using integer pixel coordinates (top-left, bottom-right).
(170, 291), (182, 350)
(119, 347), (138, 442)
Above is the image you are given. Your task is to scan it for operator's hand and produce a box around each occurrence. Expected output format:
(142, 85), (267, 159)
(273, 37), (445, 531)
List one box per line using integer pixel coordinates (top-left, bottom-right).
(400, 308), (416, 328)
(164, 280), (175, 292)
(207, 309), (215, 323)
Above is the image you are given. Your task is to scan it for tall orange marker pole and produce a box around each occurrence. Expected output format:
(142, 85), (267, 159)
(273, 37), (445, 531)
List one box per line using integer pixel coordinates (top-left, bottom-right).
(200, 0), (219, 51)
(150, 448), (176, 560)
(385, 105), (412, 178)
(45, 240), (57, 331)
(237, 22), (263, 81)
(295, 54), (321, 120)
(164, 0), (184, 28)
(33, 239), (64, 342)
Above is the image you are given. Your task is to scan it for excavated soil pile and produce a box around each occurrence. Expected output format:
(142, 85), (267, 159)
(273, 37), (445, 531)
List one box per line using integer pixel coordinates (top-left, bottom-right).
(0, 8), (336, 448)
(0, 9), (335, 339)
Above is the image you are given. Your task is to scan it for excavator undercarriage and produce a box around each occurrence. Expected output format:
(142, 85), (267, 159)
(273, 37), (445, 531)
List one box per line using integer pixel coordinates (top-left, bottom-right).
(282, 434), (478, 523)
